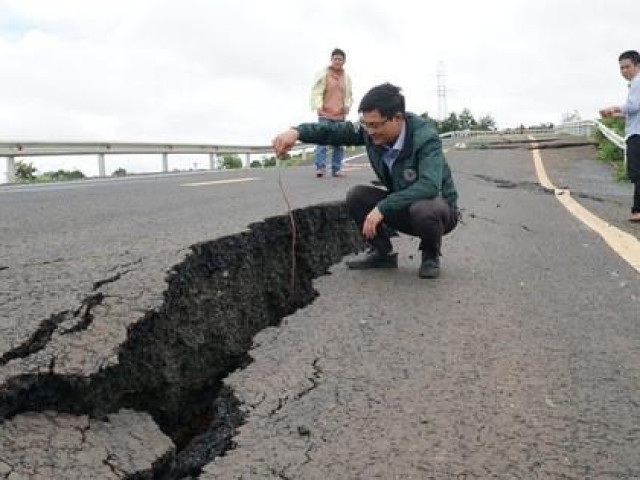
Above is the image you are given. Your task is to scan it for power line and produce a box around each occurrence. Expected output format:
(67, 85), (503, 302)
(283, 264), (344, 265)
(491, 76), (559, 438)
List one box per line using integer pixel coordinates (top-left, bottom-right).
(437, 61), (448, 121)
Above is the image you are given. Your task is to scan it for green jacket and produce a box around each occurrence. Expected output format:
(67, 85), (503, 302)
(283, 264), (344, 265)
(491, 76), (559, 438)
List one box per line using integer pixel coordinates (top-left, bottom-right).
(296, 113), (458, 216)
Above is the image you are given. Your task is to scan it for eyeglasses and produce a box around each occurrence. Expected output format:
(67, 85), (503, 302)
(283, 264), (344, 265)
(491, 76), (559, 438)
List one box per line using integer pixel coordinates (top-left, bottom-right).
(359, 118), (390, 130)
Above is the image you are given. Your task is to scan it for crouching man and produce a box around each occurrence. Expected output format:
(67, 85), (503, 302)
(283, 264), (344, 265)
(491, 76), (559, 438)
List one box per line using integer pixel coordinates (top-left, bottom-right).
(272, 83), (459, 279)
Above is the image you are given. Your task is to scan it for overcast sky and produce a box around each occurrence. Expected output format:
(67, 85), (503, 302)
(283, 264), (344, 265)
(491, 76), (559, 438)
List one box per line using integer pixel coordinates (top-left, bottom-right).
(0, 0), (636, 178)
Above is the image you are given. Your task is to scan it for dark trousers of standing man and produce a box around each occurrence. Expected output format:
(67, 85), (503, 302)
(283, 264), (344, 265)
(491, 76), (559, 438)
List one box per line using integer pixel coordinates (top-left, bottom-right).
(346, 185), (458, 259)
(626, 135), (640, 213)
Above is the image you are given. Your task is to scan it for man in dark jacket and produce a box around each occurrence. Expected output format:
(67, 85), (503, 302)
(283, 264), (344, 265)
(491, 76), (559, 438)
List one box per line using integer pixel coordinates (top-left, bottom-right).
(272, 83), (459, 278)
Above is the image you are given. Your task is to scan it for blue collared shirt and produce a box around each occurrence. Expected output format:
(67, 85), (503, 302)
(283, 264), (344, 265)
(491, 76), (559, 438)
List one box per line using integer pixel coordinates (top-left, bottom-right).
(621, 73), (640, 138)
(381, 120), (406, 171)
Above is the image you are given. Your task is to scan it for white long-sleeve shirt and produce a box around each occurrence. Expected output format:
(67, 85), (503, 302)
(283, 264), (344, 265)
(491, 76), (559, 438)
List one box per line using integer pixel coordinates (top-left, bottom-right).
(621, 73), (640, 138)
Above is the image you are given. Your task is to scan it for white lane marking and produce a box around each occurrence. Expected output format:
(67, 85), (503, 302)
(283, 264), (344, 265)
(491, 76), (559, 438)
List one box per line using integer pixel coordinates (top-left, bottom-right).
(181, 177), (260, 187)
(342, 165), (367, 171)
(529, 136), (640, 273)
(343, 152), (367, 164)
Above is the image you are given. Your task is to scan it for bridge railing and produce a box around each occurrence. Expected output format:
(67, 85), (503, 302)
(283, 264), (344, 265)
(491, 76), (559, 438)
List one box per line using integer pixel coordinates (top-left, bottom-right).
(438, 128), (554, 139)
(1, 129), (542, 183)
(0, 141), (314, 183)
(2, 121), (626, 183)
(555, 119), (626, 167)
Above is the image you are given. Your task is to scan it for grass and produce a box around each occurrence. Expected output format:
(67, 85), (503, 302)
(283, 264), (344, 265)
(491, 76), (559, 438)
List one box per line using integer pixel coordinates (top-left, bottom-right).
(595, 117), (628, 182)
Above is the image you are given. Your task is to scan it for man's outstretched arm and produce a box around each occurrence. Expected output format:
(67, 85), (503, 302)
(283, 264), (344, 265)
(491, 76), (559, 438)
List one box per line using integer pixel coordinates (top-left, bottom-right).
(272, 121), (366, 156)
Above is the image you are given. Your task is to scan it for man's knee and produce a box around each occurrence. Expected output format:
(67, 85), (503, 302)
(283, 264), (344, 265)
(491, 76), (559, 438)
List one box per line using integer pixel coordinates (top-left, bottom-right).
(346, 185), (372, 207)
(408, 198), (447, 223)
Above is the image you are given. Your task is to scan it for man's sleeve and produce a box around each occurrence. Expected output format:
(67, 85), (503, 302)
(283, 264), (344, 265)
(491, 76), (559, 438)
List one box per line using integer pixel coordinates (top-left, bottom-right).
(345, 74), (354, 109)
(297, 121), (366, 146)
(621, 80), (640, 115)
(377, 136), (444, 216)
(310, 71), (325, 111)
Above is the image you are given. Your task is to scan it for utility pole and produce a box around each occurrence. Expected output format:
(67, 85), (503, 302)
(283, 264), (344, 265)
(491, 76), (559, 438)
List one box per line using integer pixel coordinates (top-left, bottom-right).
(437, 61), (448, 121)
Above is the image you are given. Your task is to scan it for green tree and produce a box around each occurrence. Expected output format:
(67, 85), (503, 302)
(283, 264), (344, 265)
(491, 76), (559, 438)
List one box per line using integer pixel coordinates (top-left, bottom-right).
(419, 111), (436, 123)
(263, 156), (277, 167)
(419, 111), (440, 130)
(46, 169), (85, 181)
(477, 114), (496, 131)
(439, 112), (460, 133)
(458, 108), (477, 130)
(221, 154), (242, 169)
(416, 109), (499, 134)
(15, 160), (37, 182)
(260, 153), (303, 168)
(112, 167), (127, 177)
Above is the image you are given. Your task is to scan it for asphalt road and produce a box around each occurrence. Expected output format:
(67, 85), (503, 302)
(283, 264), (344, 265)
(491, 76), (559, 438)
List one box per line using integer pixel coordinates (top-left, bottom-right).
(2, 140), (640, 478)
(0, 158), (371, 364)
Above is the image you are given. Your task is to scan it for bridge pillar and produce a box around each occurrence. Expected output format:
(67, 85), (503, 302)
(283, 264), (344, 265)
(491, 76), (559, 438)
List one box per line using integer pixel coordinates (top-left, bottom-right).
(162, 153), (169, 173)
(6, 156), (15, 183)
(209, 153), (217, 170)
(244, 153), (250, 169)
(98, 153), (106, 177)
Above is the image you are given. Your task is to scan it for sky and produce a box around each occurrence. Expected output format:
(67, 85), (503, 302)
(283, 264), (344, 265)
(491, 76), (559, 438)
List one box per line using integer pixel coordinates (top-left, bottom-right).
(0, 0), (636, 180)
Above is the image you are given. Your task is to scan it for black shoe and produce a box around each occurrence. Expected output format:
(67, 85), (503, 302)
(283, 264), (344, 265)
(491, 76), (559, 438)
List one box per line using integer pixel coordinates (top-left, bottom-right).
(418, 256), (440, 278)
(346, 249), (398, 270)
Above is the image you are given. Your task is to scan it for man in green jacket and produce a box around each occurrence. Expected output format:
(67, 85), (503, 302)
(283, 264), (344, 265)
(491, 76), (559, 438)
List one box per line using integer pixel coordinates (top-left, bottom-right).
(272, 83), (459, 279)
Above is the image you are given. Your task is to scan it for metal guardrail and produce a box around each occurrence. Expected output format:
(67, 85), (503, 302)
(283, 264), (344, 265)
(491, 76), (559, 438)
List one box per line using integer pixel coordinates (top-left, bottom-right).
(0, 141), (314, 183)
(1, 121), (626, 183)
(554, 120), (596, 137)
(593, 120), (626, 150)
(556, 119), (626, 167)
(439, 128), (554, 139)
(0, 128), (517, 184)
(442, 120), (628, 169)
(1, 129), (520, 183)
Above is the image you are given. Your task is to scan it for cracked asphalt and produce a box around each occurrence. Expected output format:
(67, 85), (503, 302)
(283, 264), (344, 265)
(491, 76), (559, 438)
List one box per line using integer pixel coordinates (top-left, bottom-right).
(0, 164), (367, 381)
(2, 139), (640, 478)
(0, 410), (173, 479)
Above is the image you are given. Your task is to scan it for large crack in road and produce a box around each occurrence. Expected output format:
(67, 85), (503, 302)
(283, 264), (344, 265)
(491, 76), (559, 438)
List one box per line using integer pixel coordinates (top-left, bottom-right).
(0, 201), (364, 479)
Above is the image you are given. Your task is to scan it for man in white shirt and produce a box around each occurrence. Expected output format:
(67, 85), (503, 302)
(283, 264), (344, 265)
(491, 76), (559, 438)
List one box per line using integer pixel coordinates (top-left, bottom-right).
(600, 50), (640, 222)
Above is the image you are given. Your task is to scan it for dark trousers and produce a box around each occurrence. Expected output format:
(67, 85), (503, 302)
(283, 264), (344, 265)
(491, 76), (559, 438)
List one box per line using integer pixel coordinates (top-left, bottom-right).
(626, 135), (640, 213)
(346, 185), (458, 258)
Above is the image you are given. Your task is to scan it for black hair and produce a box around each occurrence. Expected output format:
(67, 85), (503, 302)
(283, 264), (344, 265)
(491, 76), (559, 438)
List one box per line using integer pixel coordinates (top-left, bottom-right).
(331, 48), (346, 60)
(619, 50), (640, 65)
(358, 83), (405, 119)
